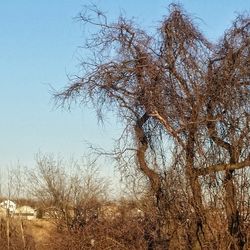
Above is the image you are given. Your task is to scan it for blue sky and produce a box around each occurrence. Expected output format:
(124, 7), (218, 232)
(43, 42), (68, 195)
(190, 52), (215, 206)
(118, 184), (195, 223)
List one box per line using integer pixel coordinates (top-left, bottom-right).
(0, 0), (249, 184)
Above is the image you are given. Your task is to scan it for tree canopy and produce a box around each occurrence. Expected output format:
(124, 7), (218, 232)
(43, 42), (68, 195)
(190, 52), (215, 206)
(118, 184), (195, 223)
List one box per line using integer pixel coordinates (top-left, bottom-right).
(56, 5), (250, 249)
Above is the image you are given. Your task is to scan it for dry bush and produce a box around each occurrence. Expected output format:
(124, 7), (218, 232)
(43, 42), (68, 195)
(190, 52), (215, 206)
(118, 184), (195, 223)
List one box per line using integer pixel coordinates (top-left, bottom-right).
(44, 208), (147, 250)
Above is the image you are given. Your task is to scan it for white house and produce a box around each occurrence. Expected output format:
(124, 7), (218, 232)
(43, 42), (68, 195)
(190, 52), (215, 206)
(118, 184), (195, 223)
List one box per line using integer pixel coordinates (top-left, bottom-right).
(0, 200), (16, 215)
(15, 205), (36, 220)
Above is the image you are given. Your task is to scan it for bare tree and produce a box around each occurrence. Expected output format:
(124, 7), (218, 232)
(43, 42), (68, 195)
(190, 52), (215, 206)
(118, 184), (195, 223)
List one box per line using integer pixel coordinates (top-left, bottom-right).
(55, 4), (249, 249)
(28, 153), (109, 231)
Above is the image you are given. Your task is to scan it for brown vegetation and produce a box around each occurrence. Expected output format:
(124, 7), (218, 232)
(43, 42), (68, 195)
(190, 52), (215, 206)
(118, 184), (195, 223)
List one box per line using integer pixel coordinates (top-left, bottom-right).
(55, 4), (250, 250)
(1, 4), (249, 250)
(0, 217), (35, 250)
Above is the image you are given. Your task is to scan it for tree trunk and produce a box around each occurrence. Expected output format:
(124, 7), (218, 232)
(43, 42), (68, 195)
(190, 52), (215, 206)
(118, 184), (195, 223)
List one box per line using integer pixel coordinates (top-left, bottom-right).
(186, 130), (206, 250)
(224, 168), (245, 249)
(135, 114), (166, 249)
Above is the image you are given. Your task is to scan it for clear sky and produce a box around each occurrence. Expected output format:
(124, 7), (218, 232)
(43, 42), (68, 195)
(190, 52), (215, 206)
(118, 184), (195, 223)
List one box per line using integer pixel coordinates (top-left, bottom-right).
(0, 0), (249, 185)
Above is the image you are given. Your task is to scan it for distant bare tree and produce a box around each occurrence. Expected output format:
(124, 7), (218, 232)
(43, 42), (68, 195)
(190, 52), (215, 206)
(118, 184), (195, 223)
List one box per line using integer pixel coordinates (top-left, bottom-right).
(29, 153), (109, 231)
(55, 4), (249, 249)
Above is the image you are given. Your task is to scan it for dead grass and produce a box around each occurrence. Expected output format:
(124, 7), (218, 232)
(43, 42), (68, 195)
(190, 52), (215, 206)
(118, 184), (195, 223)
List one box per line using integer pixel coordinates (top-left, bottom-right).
(25, 219), (55, 250)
